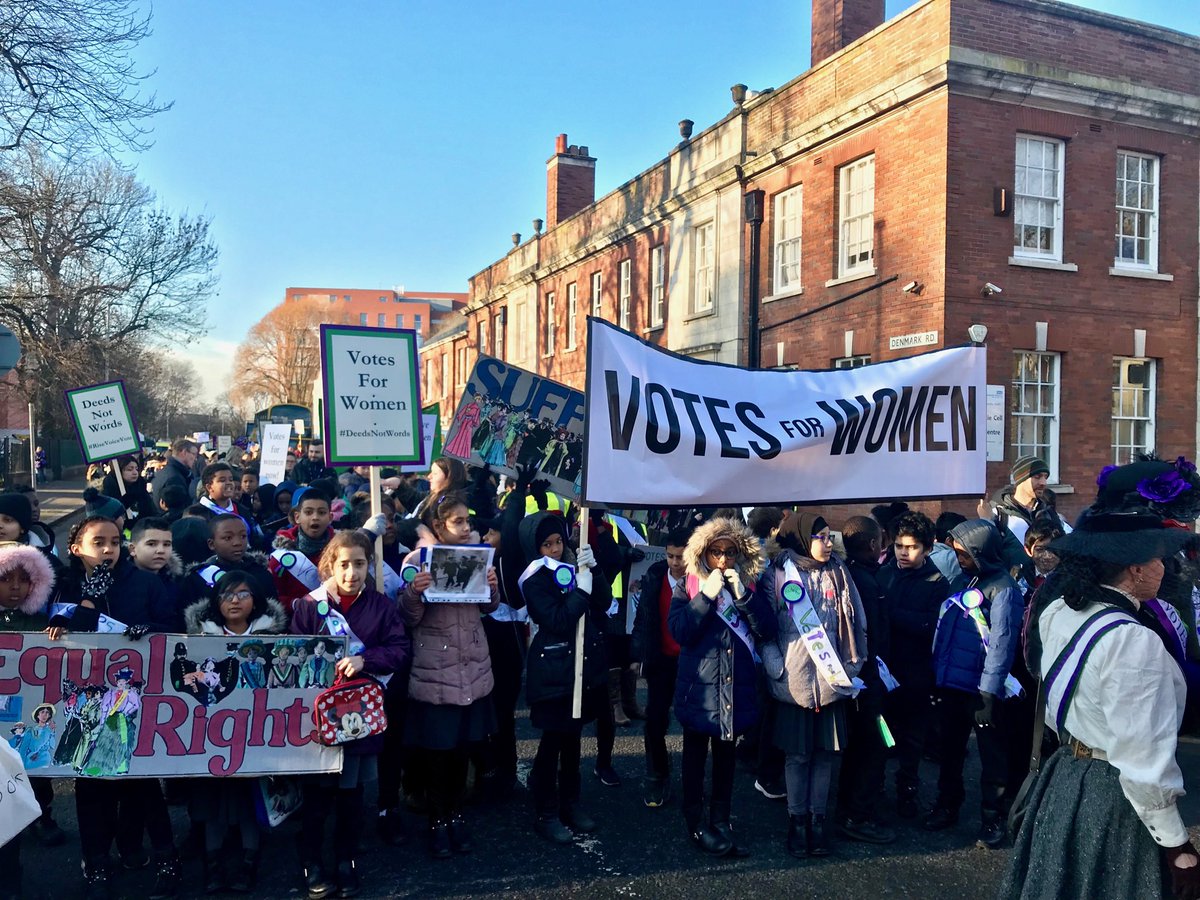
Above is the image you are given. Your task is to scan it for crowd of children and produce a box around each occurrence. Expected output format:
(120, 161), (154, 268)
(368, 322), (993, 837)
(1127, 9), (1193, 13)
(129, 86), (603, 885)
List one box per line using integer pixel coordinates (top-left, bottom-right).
(0, 444), (1169, 900)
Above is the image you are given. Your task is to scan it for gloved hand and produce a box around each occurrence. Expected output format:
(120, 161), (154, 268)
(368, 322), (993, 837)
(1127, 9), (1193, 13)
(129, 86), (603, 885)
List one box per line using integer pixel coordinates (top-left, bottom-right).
(124, 624), (149, 641)
(725, 569), (745, 599)
(628, 548), (646, 564)
(361, 513), (389, 539)
(974, 692), (996, 727)
(472, 464), (493, 485)
(576, 545), (596, 572)
(530, 479), (550, 509)
(1166, 843), (1200, 900)
(515, 463), (539, 491)
(700, 568), (726, 600)
(576, 565), (594, 595)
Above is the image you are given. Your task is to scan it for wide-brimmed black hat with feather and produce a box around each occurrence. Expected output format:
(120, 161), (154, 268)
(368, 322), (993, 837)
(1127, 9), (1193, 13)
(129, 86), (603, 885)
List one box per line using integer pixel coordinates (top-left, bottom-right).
(1051, 456), (1200, 565)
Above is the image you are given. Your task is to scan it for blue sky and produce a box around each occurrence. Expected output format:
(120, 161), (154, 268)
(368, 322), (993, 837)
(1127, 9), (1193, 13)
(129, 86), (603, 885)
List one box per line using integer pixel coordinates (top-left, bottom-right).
(124, 0), (1192, 402)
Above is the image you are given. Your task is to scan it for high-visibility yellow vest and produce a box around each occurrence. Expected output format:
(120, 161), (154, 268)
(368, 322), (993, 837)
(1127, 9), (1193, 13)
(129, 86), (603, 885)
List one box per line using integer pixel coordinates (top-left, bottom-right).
(607, 514), (648, 599)
(525, 491), (569, 517)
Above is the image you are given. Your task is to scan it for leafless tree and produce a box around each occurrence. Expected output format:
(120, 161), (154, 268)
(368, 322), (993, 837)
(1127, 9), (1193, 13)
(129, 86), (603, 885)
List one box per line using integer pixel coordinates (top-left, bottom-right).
(0, 0), (169, 153)
(0, 144), (217, 433)
(229, 299), (349, 412)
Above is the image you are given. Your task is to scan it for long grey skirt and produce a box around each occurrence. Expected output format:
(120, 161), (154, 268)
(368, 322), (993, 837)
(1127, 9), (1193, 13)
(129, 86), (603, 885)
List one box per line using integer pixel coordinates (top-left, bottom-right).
(998, 746), (1168, 899)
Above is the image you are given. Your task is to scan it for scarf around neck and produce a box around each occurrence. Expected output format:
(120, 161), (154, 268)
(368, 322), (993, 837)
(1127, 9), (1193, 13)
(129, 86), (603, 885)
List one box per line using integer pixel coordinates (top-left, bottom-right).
(297, 528), (330, 557)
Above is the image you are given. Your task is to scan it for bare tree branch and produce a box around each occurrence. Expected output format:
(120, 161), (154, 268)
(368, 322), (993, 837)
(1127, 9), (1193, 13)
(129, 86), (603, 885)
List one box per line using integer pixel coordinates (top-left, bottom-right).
(0, 0), (170, 154)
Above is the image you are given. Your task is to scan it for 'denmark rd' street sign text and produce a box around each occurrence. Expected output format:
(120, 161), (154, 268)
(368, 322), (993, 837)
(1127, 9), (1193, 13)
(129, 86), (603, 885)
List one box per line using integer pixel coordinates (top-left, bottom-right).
(64, 380), (141, 464)
(319, 325), (424, 466)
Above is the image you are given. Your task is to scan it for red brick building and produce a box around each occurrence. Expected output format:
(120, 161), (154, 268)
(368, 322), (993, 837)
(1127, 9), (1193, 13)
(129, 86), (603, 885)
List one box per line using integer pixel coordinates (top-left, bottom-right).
(285, 287), (466, 345)
(423, 0), (1199, 518)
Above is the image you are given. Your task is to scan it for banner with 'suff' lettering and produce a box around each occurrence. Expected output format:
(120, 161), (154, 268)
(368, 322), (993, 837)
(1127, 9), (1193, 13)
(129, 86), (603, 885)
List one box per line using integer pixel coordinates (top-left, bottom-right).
(0, 632), (346, 778)
(442, 354), (584, 501)
(582, 318), (986, 507)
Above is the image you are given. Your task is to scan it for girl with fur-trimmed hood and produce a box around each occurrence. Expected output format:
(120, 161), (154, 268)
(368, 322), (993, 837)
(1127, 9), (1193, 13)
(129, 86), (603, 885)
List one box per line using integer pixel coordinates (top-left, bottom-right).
(0, 540), (55, 631)
(669, 517), (775, 858)
(0, 539), (64, 885)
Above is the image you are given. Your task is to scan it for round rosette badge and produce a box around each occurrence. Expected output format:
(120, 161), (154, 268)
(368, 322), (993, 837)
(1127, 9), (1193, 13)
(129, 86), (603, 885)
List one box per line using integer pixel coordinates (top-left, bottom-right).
(400, 564), (420, 587)
(781, 580), (806, 604)
(279, 552), (297, 568)
(961, 588), (985, 610)
(554, 565), (576, 593)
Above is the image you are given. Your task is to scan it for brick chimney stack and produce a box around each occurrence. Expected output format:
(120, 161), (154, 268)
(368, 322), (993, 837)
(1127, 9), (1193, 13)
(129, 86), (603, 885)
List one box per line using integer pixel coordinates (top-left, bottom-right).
(546, 134), (596, 230)
(811, 0), (884, 67)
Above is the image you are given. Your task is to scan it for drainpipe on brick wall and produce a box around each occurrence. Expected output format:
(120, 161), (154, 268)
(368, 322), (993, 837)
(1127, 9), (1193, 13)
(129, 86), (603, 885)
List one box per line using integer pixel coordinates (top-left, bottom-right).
(745, 190), (765, 368)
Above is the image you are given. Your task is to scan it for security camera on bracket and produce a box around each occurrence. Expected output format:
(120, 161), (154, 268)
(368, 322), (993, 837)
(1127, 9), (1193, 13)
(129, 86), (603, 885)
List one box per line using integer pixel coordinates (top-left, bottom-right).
(980, 282), (1003, 297)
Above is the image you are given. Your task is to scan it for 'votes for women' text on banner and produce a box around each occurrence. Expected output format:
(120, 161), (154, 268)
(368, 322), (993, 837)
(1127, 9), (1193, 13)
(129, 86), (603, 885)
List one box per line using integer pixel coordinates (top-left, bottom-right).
(582, 318), (986, 507)
(257, 423), (292, 486)
(320, 324), (424, 466)
(443, 355), (584, 500)
(0, 632), (346, 778)
(63, 381), (141, 464)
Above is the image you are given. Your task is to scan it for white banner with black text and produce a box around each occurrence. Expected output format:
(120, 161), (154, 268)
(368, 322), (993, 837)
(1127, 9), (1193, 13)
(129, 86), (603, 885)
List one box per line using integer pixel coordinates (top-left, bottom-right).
(582, 318), (986, 507)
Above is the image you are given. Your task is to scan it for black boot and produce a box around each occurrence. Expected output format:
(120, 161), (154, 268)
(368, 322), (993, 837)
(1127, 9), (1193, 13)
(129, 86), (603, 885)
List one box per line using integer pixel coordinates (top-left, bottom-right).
(787, 815), (807, 859)
(560, 802), (597, 834)
(229, 850), (256, 893)
(710, 801), (750, 858)
(897, 784), (920, 819)
(204, 850), (224, 894)
(377, 807), (407, 846)
(534, 812), (573, 844)
(808, 813), (831, 857)
(427, 819), (452, 859)
(685, 803), (733, 856)
(301, 859), (334, 900)
(335, 859), (361, 898)
(149, 852), (182, 899)
(82, 857), (114, 900)
(448, 813), (473, 853)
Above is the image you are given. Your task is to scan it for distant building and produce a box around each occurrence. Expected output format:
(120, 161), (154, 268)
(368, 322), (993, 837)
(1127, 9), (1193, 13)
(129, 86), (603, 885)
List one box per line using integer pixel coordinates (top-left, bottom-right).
(421, 0), (1200, 518)
(285, 287), (467, 346)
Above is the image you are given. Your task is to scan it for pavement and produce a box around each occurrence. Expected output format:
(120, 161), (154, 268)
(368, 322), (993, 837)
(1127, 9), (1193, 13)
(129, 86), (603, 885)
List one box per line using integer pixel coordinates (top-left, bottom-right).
(20, 708), (1200, 899)
(35, 477), (89, 536)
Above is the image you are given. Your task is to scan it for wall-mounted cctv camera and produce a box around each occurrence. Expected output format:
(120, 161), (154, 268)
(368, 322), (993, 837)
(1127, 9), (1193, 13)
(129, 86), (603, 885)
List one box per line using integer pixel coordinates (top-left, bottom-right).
(981, 282), (1003, 297)
(901, 281), (921, 293)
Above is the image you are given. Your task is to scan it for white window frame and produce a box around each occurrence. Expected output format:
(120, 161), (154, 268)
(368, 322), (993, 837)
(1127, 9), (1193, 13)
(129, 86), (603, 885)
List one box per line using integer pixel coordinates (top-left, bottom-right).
(456, 344), (468, 387)
(566, 283), (577, 350)
(1010, 350), (1061, 482)
(1111, 357), (1156, 465)
(394, 313), (404, 328)
(544, 292), (556, 354)
(477, 322), (486, 356)
(1114, 151), (1159, 272)
(377, 312), (386, 327)
(832, 355), (870, 369)
(838, 156), (875, 278)
(691, 221), (715, 313)
(1013, 135), (1065, 262)
(493, 309), (506, 358)
(774, 185), (802, 292)
(591, 271), (603, 318)
(650, 245), (665, 327)
(359, 313), (368, 326)
(440, 355), (449, 399)
(619, 259), (632, 330)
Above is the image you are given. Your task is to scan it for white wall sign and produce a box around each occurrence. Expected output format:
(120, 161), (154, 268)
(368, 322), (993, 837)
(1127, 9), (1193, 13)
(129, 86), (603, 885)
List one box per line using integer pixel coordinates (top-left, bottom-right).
(888, 331), (938, 351)
(217, 435), (232, 455)
(986, 384), (1005, 462)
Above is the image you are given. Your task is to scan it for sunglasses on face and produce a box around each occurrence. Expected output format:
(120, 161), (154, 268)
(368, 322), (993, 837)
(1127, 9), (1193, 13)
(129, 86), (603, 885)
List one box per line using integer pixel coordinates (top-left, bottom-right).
(707, 547), (737, 560)
(220, 590), (253, 603)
